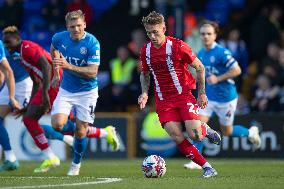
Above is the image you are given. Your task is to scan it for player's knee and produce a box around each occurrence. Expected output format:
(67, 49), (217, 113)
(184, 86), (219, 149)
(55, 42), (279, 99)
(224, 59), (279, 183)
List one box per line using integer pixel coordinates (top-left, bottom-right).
(51, 119), (64, 131)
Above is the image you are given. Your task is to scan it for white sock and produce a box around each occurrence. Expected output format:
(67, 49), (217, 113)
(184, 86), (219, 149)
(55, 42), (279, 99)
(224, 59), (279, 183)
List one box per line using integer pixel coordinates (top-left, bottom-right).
(72, 162), (81, 168)
(4, 150), (17, 162)
(63, 135), (74, 147)
(42, 147), (56, 159)
(100, 129), (108, 138)
(202, 162), (212, 169)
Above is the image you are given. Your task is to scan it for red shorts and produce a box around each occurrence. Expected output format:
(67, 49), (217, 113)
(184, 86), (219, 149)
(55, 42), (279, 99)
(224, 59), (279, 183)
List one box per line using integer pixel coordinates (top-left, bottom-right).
(29, 86), (59, 112)
(29, 70), (62, 111)
(155, 93), (200, 126)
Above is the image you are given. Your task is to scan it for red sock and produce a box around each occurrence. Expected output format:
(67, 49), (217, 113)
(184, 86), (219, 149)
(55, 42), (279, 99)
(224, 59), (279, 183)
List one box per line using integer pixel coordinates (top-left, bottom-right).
(200, 122), (207, 140)
(23, 117), (49, 150)
(87, 127), (101, 138)
(177, 139), (206, 166)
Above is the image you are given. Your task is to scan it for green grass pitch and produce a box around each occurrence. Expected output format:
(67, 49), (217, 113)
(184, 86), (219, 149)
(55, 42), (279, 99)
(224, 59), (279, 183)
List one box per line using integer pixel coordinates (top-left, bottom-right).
(0, 159), (283, 189)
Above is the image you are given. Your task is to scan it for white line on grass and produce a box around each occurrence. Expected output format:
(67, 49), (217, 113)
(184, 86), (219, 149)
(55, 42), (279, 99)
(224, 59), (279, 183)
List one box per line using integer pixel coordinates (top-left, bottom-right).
(0, 177), (122, 189)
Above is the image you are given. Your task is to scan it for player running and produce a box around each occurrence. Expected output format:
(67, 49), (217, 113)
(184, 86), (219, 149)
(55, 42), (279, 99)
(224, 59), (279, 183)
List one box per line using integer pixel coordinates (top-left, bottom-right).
(2, 26), (119, 173)
(2, 26), (66, 173)
(50, 10), (119, 176)
(138, 11), (220, 178)
(184, 20), (261, 169)
(0, 40), (22, 172)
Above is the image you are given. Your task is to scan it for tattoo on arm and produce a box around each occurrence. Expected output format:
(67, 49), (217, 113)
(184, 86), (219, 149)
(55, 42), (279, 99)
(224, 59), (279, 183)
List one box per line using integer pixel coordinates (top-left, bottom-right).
(140, 72), (150, 94)
(193, 129), (199, 139)
(195, 63), (206, 95)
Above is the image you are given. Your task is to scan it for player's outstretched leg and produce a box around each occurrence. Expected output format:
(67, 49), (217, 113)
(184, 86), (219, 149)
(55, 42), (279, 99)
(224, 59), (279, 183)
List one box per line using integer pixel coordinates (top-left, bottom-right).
(178, 139), (217, 178)
(42, 124), (74, 147)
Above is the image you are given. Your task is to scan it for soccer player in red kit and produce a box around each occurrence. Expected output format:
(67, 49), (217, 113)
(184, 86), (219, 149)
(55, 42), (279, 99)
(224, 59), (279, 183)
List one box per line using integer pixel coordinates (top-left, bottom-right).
(138, 11), (219, 178)
(2, 26), (62, 173)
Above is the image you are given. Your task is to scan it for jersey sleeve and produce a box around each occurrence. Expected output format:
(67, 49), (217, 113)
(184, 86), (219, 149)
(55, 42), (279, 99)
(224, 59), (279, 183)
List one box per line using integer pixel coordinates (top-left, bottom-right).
(87, 37), (100, 65)
(51, 33), (61, 50)
(140, 46), (149, 72)
(180, 41), (196, 65)
(0, 41), (7, 62)
(220, 48), (238, 69)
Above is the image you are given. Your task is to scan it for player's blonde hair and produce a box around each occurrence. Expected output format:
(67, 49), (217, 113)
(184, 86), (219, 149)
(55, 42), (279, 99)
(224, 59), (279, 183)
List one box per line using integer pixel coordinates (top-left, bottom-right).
(65, 10), (85, 23)
(2, 25), (20, 36)
(142, 11), (164, 26)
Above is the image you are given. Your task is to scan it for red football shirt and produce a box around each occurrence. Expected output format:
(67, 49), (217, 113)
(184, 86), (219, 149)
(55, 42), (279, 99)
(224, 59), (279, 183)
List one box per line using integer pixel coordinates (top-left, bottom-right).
(20, 40), (54, 82)
(140, 36), (197, 101)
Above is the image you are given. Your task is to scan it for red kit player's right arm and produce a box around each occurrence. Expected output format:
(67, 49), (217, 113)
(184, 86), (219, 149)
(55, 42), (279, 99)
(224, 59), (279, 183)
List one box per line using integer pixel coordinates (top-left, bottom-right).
(138, 46), (150, 109)
(50, 44), (61, 87)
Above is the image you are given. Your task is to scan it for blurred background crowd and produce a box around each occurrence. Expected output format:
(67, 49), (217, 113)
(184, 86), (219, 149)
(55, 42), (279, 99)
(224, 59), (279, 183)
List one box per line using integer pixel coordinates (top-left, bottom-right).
(0, 0), (283, 114)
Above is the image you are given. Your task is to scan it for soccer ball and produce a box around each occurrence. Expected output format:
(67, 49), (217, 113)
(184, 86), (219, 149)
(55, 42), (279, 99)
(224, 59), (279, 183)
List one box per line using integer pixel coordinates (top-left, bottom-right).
(142, 155), (166, 178)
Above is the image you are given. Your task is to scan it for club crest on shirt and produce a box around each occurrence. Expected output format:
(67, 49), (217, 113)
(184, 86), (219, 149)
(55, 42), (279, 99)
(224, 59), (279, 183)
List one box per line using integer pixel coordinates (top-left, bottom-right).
(210, 56), (215, 63)
(80, 47), (87, 55)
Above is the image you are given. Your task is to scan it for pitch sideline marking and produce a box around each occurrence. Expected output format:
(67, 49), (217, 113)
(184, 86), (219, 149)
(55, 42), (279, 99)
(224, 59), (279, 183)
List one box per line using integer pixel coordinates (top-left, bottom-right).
(0, 177), (122, 189)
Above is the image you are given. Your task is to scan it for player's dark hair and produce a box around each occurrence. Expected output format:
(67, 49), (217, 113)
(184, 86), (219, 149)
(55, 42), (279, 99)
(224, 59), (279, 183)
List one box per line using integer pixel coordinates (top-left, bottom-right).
(142, 11), (164, 26)
(2, 26), (20, 36)
(200, 20), (220, 35)
(65, 10), (85, 23)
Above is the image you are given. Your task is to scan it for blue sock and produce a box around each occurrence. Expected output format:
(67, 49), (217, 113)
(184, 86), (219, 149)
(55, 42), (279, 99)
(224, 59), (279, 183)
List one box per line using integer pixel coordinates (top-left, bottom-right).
(0, 117), (12, 150)
(61, 120), (76, 133)
(232, 125), (249, 137)
(73, 137), (88, 164)
(42, 125), (64, 141)
(192, 140), (204, 153)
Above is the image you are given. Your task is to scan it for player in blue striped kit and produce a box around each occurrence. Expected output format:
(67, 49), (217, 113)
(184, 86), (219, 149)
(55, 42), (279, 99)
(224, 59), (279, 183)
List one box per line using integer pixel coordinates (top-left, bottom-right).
(50, 10), (119, 176)
(184, 20), (261, 169)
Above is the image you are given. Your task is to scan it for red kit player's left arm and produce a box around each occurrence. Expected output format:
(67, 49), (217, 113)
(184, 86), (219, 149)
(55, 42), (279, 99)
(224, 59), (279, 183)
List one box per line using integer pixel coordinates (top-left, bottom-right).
(180, 41), (208, 109)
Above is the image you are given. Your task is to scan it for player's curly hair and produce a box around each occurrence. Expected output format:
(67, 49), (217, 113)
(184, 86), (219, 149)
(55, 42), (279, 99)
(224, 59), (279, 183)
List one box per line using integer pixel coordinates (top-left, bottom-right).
(200, 20), (220, 35)
(65, 10), (85, 23)
(142, 11), (164, 26)
(2, 25), (20, 36)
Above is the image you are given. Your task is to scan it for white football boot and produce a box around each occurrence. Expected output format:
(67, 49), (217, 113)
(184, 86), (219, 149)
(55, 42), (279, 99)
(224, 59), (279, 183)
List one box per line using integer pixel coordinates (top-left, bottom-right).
(67, 163), (81, 176)
(183, 161), (202, 170)
(248, 126), (261, 151)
